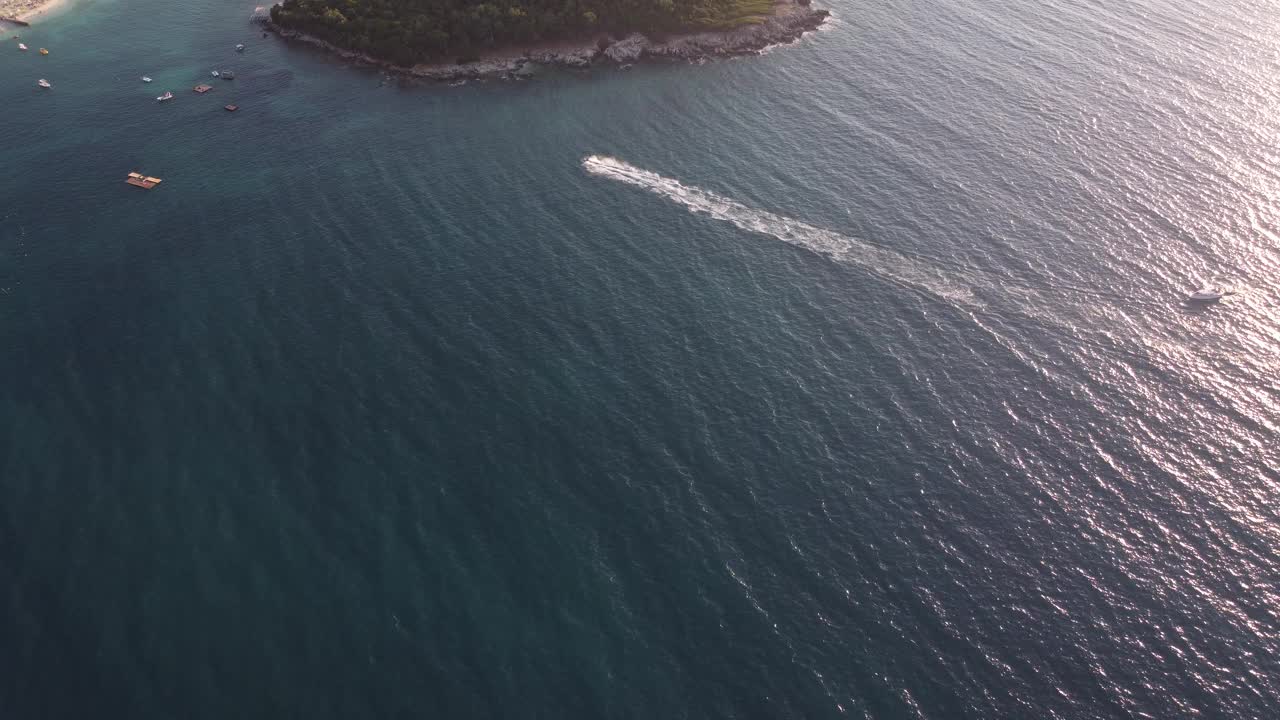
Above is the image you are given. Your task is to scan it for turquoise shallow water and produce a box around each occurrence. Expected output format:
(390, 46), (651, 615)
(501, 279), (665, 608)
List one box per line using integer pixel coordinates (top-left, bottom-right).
(3, 0), (1280, 717)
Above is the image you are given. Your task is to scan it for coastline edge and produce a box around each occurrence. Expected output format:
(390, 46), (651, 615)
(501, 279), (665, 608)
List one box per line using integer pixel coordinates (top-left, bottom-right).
(252, 0), (830, 82)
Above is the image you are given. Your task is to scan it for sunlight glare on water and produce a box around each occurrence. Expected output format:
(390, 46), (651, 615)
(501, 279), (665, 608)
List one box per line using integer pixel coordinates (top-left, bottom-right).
(1, 0), (1279, 717)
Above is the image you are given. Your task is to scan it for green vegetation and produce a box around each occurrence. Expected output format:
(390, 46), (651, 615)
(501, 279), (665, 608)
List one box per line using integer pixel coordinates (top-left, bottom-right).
(269, 0), (776, 65)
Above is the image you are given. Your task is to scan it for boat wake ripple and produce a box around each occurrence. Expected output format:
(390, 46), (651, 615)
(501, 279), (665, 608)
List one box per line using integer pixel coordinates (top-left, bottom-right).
(580, 155), (1196, 372)
(581, 155), (979, 307)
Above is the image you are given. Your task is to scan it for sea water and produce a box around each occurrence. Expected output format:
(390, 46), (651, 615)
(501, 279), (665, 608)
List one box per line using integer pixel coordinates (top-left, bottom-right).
(2, 0), (1279, 716)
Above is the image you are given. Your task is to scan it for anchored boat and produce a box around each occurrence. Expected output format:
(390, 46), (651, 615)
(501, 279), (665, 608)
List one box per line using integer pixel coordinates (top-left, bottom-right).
(125, 172), (162, 189)
(37, 78), (50, 88)
(157, 90), (174, 101)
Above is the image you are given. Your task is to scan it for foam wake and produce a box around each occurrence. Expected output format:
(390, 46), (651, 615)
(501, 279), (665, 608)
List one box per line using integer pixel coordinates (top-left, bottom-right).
(580, 155), (1192, 375)
(581, 155), (977, 306)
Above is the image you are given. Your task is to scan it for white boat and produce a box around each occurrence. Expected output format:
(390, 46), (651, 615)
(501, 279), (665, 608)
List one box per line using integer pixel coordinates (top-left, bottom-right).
(1188, 287), (1226, 303)
(18, 42), (27, 50)
(156, 90), (174, 101)
(141, 76), (153, 83)
(211, 70), (220, 77)
(236, 44), (245, 52)
(37, 78), (50, 88)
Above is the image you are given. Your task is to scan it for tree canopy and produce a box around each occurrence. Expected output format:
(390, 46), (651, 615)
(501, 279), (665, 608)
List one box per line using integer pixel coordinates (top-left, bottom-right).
(270, 0), (771, 65)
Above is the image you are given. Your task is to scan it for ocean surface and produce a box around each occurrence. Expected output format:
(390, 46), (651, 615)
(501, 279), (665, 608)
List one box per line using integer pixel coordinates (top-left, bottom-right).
(3, 0), (1280, 716)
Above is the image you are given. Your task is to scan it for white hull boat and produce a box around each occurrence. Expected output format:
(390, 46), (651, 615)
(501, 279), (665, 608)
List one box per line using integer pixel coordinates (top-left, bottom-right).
(1188, 287), (1226, 303)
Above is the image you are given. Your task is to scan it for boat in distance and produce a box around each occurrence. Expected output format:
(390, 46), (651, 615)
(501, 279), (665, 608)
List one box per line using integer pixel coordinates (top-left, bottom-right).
(125, 172), (162, 189)
(1188, 287), (1228, 303)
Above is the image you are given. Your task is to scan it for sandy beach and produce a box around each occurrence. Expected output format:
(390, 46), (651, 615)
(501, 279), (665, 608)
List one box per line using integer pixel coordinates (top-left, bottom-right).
(0, 0), (72, 24)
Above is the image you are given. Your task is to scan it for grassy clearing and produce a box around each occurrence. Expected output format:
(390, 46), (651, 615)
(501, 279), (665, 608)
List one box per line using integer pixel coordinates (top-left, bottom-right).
(696, 0), (775, 28)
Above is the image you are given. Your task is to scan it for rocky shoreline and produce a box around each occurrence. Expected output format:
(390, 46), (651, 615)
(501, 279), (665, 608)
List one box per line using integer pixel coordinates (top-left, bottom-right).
(254, 1), (828, 83)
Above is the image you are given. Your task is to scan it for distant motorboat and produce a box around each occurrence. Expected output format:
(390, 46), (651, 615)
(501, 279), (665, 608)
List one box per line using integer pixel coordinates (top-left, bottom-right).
(37, 78), (50, 88)
(38, 47), (48, 55)
(211, 70), (220, 77)
(157, 90), (174, 101)
(141, 75), (153, 83)
(236, 43), (245, 51)
(17, 42), (27, 50)
(1188, 287), (1226, 303)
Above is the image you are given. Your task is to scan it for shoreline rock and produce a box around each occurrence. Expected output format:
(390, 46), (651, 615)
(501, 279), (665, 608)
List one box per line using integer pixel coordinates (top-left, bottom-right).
(255, 1), (828, 83)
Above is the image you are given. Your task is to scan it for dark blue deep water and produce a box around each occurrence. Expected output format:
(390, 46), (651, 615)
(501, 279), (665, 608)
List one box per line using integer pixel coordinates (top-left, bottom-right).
(3, 0), (1280, 717)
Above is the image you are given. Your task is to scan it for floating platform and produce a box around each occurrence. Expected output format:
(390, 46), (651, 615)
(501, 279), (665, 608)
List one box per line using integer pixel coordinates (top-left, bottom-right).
(224, 104), (238, 112)
(125, 172), (162, 189)
(193, 84), (213, 93)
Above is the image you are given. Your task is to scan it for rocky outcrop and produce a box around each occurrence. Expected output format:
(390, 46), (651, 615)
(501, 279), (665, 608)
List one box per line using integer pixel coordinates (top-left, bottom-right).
(527, 44), (598, 68)
(646, 8), (828, 59)
(603, 33), (650, 63)
(260, 1), (828, 83)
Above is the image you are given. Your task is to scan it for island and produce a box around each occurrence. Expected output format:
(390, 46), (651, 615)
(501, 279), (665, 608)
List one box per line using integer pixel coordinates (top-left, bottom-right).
(259, 0), (828, 81)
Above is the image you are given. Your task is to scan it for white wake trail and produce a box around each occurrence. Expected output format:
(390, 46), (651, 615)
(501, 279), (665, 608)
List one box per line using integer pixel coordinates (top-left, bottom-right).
(581, 155), (1196, 376)
(581, 155), (980, 307)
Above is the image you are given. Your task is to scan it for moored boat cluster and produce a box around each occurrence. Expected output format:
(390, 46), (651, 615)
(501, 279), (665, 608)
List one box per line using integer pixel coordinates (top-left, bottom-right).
(13, 31), (254, 192)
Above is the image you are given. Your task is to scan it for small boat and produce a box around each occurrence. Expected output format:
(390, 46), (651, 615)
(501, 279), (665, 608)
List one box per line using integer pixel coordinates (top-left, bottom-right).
(224, 103), (238, 112)
(210, 70), (220, 77)
(37, 78), (50, 88)
(1188, 287), (1226, 303)
(219, 70), (235, 79)
(17, 42), (27, 50)
(141, 76), (153, 83)
(156, 90), (174, 101)
(125, 172), (162, 189)
(236, 43), (245, 52)
(38, 47), (47, 55)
